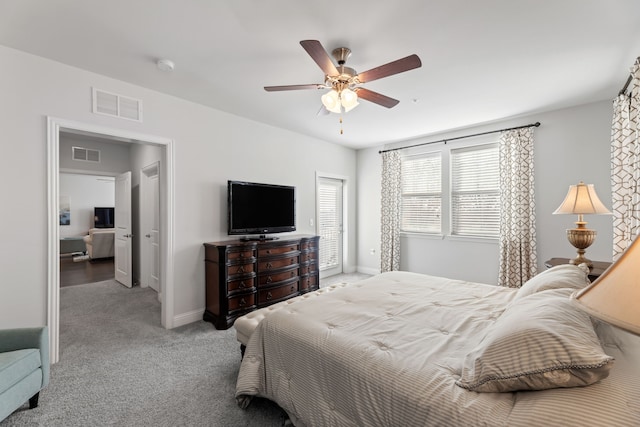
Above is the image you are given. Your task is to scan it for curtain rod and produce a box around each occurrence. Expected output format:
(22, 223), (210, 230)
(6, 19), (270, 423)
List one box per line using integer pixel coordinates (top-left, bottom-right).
(378, 122), (541, 154)
(619, 74), (632, 96)
(618, 56), (639, 96)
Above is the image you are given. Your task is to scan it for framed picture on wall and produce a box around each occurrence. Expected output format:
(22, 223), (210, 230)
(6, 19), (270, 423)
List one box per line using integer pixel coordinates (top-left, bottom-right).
(60, 195), (70, 225)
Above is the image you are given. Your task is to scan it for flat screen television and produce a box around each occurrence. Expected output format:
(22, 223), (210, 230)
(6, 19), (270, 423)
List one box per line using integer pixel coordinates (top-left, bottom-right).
(228, 180), (296, 239)
(94, 207), (115, 228)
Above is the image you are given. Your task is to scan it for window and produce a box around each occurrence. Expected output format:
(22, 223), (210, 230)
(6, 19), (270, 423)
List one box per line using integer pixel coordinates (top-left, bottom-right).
(317, 177), (343, 272)
(399, 141), (500, 239)
(400, 152), (441, 233)
(451, 144), (500, 237)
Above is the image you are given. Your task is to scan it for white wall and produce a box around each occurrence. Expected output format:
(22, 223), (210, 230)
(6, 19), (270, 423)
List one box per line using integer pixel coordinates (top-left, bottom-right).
(357, 100), (613, 284)
(0, 45), (357, 328)
(59, 173), (115, 237)
(60, 134), (131, 175)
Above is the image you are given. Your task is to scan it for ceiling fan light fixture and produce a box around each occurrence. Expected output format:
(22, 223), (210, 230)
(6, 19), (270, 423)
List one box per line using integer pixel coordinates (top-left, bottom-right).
(340, 88), (359, 112)
(321, 90), (342, 113)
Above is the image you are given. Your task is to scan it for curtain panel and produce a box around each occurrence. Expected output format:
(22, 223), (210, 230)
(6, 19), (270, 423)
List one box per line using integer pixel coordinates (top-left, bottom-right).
(380, 150), (401, 272)
(612, 58), (640, 260)
(498, 127), (538, 287)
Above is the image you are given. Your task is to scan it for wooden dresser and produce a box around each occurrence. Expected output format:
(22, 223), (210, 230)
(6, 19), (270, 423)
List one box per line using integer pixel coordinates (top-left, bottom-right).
(203, 235), (320, 330)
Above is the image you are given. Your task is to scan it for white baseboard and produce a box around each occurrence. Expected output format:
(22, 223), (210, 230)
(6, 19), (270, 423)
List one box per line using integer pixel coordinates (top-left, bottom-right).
(173, 308), (203, 328)
(357, 266), (380, 276)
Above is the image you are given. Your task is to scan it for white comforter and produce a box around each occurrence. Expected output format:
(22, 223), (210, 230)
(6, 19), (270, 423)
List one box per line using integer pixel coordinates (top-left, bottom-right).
(236, 271), (640, 427)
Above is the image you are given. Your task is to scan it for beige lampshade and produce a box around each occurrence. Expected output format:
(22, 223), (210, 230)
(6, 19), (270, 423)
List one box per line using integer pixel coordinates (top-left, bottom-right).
(553, 181), (611, 215)
(571, 233), (640, 336)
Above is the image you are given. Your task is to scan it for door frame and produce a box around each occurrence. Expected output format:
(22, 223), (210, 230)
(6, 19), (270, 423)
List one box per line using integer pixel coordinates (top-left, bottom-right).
(315, 172), (348, 279)
(47, 116), (175, 363)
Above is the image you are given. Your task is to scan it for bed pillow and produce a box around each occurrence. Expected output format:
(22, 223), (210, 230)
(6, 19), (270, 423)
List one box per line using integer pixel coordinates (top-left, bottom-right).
(455, 288), (614, 392)
(515, 264), (590, 300)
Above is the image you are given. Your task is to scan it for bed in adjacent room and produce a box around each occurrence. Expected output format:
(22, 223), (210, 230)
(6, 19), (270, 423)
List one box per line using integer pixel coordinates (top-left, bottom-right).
(235, 268), (640, 427)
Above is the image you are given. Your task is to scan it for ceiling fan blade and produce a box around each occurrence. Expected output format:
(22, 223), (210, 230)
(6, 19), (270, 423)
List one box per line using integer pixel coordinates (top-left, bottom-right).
(356, 54), (422, 83)
(300, 40), (339, 76)
(264, 84), (325, 92)
(355, 88), (400, 108)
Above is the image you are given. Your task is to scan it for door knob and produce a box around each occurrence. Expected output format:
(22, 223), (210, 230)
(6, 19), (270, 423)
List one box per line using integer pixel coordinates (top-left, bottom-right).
(145, 234), (151, 238)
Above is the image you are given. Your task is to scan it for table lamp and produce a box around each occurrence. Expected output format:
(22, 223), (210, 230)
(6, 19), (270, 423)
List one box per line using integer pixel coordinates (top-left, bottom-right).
(553, 181), (611, 268)
(572, 232), (640, 336)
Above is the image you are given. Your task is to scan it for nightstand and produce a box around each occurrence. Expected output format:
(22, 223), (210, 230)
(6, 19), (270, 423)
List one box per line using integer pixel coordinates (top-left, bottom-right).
(544, 258), (612, 282)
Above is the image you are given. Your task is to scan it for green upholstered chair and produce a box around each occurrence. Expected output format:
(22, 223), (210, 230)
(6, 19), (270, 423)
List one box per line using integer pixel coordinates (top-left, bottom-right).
(0, 327), (49, 421)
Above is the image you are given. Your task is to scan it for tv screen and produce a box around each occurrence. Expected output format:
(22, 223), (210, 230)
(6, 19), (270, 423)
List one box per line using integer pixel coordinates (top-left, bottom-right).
(228, 180), (296, 237)
(94, 207), (114, 228)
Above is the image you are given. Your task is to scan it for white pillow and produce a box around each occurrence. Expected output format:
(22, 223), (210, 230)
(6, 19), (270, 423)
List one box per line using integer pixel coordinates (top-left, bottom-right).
(456, 288), (614, 392)
(515, 264), (590, 300)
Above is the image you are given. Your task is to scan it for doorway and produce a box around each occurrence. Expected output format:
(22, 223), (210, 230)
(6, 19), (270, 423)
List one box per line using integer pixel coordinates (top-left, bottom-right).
(47, 117), (175, 363)
(316, 175), (346, 278)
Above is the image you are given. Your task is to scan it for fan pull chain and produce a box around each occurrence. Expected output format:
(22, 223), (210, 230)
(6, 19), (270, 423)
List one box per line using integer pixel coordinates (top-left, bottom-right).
(340, 116), (343, 135)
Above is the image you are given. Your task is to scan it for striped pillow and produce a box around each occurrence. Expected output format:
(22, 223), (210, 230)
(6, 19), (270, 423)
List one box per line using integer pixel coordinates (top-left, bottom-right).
(456, 288), (614, 392)
(515, 264), (590, 300)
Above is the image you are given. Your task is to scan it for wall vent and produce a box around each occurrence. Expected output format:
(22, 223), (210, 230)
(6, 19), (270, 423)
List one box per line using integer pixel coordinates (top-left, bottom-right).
(72, 146), (101, 163)
(92, 87), (142, 122)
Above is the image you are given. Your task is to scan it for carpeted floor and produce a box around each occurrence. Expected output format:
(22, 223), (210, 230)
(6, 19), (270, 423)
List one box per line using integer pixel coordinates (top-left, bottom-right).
(2, 272), (371, 426)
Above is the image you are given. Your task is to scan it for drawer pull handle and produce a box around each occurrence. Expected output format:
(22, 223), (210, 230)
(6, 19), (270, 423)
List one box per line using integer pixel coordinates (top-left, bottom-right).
(291, 271), (295, 277)
(291, 285), (295, 292)
(266, 262), (272, 269)
(239, 253), (244, 258)
(266, 292), (272, 300)
(266, 250), (271, 254)
(291, 259), (295, 264)
(266, 276), (272, 284)
(238, 266), (244, 273)
(239, 281), (246, 289)
(239, 298), (246, 307)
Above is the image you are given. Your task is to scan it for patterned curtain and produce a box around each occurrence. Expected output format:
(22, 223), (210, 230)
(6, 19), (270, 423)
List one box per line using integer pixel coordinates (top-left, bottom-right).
(498, 127), (537, 287)
(380, 150), (401, 272)
(612, 58), (640, 260)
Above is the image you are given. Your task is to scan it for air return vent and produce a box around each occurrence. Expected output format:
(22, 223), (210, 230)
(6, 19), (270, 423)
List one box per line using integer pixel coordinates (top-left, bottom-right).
(92, 87), (142, 122)
(72, 146), (100, 163)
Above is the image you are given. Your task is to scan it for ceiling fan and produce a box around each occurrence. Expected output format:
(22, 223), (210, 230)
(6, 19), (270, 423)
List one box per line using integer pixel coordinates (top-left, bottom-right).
(264, 40), (422, 114)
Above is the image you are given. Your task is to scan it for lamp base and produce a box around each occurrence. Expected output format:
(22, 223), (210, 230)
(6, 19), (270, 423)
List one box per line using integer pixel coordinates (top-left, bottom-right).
(566, 227), (596, 269)
(569, 254), (593, 269)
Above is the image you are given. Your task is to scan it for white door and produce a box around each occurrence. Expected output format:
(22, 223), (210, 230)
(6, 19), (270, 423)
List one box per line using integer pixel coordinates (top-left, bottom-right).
(317, 177), (344, 277)
(115, 171), (133, 288)
(140, 162), (160, 294)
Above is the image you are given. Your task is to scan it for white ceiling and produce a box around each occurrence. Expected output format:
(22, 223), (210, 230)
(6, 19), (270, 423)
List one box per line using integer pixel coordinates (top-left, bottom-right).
(1, 1), (639, 149)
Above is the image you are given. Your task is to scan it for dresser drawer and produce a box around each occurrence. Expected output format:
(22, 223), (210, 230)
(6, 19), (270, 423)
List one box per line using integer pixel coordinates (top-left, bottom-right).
(227, 277), (256, 293)
(227, 249), (256, 262)
(299, 274), (318, 292)
(258, 280), (298, 305)
(228, 293), (256, 313)
(258, 255), (299, 271)
(307, 260), (317, 274)
(259, 267), (299, 286)
(258, 244), (299, 257)
(227, 263), (255, 276)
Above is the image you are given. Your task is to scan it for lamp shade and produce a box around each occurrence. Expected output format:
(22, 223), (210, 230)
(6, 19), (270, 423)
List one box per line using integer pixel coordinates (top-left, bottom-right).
(340, 88), (359, 112)
(571, 233), (640, 336)
(553, 181), (611, 215)
(321, 90), (341, 113)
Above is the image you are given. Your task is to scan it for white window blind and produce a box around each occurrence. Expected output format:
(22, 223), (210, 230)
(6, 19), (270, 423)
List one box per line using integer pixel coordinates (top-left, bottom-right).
(318, 180), (340, 269)
(401, 152), (441, 233)
(451, 143), (499, 237)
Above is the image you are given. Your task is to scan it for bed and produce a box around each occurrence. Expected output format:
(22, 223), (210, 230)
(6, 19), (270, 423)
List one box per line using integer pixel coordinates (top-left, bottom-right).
(235, 268), (640, 427)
